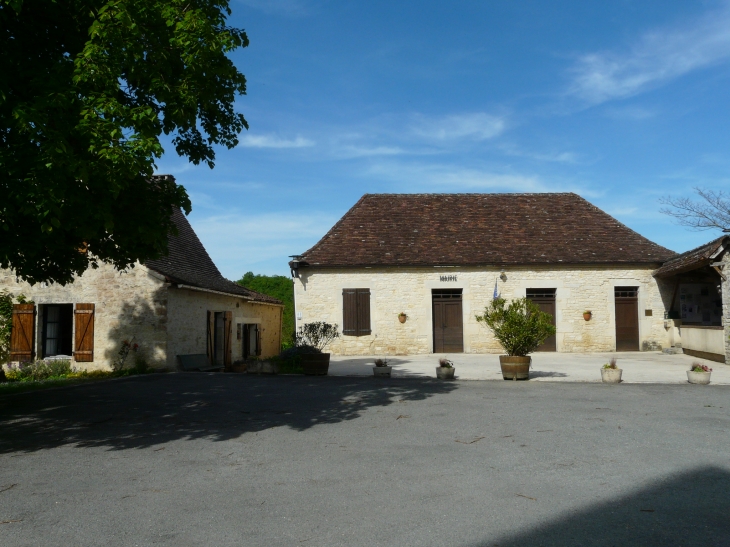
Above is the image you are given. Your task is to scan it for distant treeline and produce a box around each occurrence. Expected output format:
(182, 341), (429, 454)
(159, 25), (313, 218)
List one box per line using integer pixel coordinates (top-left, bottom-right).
(236, 272), (294, 349)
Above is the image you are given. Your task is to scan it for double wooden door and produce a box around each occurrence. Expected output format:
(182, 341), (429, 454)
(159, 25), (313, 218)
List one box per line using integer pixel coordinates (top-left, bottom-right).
(526, 289), (556, 352)
(432, 290), (463, 353)
(615, 287), (639, 351)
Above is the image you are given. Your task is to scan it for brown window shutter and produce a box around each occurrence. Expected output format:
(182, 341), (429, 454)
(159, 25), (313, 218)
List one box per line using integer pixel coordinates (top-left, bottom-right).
(10, 304), (35, 362)
(223, 311), (233, 369)
(73, 303), (95, 362)
(342, 289), (357, 335)
(206, 311), (214, 365)
(356, 289), (371, 335)
(255, 325), (261, 356)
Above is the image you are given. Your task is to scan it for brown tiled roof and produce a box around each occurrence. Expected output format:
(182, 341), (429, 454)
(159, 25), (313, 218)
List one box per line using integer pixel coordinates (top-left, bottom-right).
(145, 207), (281, 305)
(298, 193), (676, 267)
(653, 235), (728, 278)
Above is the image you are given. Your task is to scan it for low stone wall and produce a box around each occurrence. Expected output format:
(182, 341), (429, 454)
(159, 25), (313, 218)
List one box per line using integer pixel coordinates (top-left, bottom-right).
(680, 326), (725, 363)
(294, 264), (669, 356)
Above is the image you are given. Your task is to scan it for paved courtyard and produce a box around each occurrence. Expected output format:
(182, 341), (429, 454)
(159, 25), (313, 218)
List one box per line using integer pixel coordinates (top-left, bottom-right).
(0, 373), (728, 546)
(330, 351), (730, 383)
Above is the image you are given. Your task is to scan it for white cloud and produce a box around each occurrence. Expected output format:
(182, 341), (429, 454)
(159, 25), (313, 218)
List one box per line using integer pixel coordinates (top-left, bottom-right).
(189, 212), (337, 279)
(329, 144), (407, 159)
(366, 162), (549, 192)
(410, 112), (506, 141)
(569, 4), (730, 104)
(239, 134), (315, 149)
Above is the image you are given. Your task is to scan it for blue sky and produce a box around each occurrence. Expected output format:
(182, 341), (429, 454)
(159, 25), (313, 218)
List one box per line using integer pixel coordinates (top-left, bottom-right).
(156, 0), (730, 279)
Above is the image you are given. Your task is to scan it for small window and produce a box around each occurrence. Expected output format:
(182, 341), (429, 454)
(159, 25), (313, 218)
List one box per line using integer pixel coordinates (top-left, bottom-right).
(243, 324), (260, 358)
(526, 288), (556, 299)
(43, 304), (73, 358)
(615, 287), (638, 298)
(343, 289), (371, 336)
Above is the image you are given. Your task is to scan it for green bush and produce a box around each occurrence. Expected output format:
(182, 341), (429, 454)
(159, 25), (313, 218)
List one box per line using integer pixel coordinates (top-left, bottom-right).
(295, 322), (339, 352)
(5, 359), (72, 382)
(475, 297), (556, 356)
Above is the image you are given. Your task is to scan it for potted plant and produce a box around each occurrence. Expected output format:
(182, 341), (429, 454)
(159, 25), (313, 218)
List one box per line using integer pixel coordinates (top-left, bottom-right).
(398, 312), (407, 324)
(436, 358), (455, 379)
(600, 357), (622, 383)
(295, 322), (340, 375)
(687, 362), (712, 384)
(475, 297), (556, 381)
(583, 310), (592, 321)
(373, 358), (392, 377)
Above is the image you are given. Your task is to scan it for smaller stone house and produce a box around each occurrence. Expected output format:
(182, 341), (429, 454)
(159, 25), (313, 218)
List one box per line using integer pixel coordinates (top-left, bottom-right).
(653, 235), (730, 364)
(3, 207), (283, 370)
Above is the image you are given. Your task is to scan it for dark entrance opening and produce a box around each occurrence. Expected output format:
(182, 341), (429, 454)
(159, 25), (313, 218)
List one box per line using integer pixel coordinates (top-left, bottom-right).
(615, 286), (640, 351)
(432, 289), (463, 353)
(42, 304), (73, 358)
(243, 324), (260, 359)
(526, 288), (557, 352)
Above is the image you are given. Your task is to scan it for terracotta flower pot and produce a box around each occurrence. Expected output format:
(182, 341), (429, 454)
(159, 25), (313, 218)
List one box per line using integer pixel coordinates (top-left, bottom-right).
(301, 353), (330, 376)
(499, 355), (531, 381)
(398, 314), (407, 323)
(583, 312), (592, 321)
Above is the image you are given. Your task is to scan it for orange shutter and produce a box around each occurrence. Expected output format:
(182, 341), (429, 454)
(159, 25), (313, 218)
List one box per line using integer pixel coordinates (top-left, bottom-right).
(223, 311), (233, 368)
(9, 304), (35, 362)
(73, 304), (95, 362)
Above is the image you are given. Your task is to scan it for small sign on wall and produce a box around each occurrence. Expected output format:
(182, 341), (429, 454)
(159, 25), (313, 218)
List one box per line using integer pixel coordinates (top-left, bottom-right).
(440, 275), (457, 282)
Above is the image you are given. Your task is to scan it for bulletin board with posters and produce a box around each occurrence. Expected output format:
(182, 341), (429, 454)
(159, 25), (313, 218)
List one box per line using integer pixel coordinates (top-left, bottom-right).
(679, 283), (722, 325)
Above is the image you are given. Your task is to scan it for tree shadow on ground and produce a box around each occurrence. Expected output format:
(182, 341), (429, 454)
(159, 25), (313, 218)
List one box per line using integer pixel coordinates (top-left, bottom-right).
(0, 373), (458, 453)
(529, 371), (568, 378)
(477, 465), (730, 547)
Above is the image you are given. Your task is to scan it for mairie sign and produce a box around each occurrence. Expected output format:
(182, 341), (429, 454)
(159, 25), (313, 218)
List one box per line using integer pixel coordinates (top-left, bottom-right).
(439, 275), (457, 282)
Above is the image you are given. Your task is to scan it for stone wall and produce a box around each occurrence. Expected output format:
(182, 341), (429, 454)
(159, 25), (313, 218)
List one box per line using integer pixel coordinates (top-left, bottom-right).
(166, 287), (282, 369)
(294, 265), (670, 355)
(0, 263), (169, 370)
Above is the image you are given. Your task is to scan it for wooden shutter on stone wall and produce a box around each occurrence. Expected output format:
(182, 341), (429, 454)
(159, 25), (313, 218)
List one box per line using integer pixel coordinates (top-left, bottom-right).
(206, 311), (215, 365)
(255, 325), (261, 356)
(10, 304), (35, 362)
(223, 311), (232, 369)
(73, 303), (95, 362)
(356, 289), (371, 335)
(342, 289), (371, 336)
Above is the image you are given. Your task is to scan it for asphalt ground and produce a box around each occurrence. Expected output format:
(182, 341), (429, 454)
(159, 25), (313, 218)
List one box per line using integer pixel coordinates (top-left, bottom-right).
(0, 373), (729, 547)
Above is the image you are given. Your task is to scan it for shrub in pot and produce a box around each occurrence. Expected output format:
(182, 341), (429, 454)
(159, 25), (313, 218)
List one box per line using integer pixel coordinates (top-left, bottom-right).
(295, 322), (340, 375)
(373, 358), (392, 377)
(475, 297), (556, 381)
(436, 358), (455, 379)
(687, 362), (712, 385)
(601, 357), (622, 383)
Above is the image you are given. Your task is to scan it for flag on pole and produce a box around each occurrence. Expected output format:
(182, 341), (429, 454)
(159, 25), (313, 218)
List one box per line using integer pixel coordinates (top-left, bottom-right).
(493, 278), (500, 300)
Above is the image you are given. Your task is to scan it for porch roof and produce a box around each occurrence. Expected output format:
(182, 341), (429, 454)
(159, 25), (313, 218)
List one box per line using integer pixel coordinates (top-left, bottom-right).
(653, 235), (729, 278)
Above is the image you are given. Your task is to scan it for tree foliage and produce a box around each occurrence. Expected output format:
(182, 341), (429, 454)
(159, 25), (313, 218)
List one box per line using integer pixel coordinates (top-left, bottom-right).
(475, 297), (556, 356)
(659, 188), (730, 232)
(1, 0), (249, 284)
(236, 272), (295, 348)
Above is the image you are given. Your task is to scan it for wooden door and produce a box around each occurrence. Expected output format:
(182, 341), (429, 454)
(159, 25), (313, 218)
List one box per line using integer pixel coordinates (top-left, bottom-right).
(615, 287), (639, 351)
(526, 289), (556, 352)
(432, 290), (463, 353)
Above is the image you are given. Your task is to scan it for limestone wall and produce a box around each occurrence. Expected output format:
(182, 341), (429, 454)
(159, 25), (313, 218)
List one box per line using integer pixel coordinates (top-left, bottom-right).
(0, 263), (169, 370)
(294, 265), (669, 355)
(723, 251), (730, 364)
(166, 287), (282, 368)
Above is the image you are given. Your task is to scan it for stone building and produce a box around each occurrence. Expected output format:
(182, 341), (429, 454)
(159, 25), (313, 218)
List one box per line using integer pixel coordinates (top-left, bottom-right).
(3, 208), (283, 370)
(653, 235), (730, 363)
(289, 193), (678, 356)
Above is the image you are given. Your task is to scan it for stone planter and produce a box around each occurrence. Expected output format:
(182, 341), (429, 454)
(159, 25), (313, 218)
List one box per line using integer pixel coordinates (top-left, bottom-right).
(302, 353), (330, 376)
(687, 370), (711, 385)
(246, 360), (278, 375)
(230, 363), (247, 373)
(499, 355), (531, 381)
(373, 366), (392, 377)
(601, 368), (622, 383)
(436, 366), (455, 379)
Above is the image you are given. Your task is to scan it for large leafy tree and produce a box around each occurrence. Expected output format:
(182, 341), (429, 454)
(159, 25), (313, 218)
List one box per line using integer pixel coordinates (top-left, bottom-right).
(1, 0), (248, 284)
